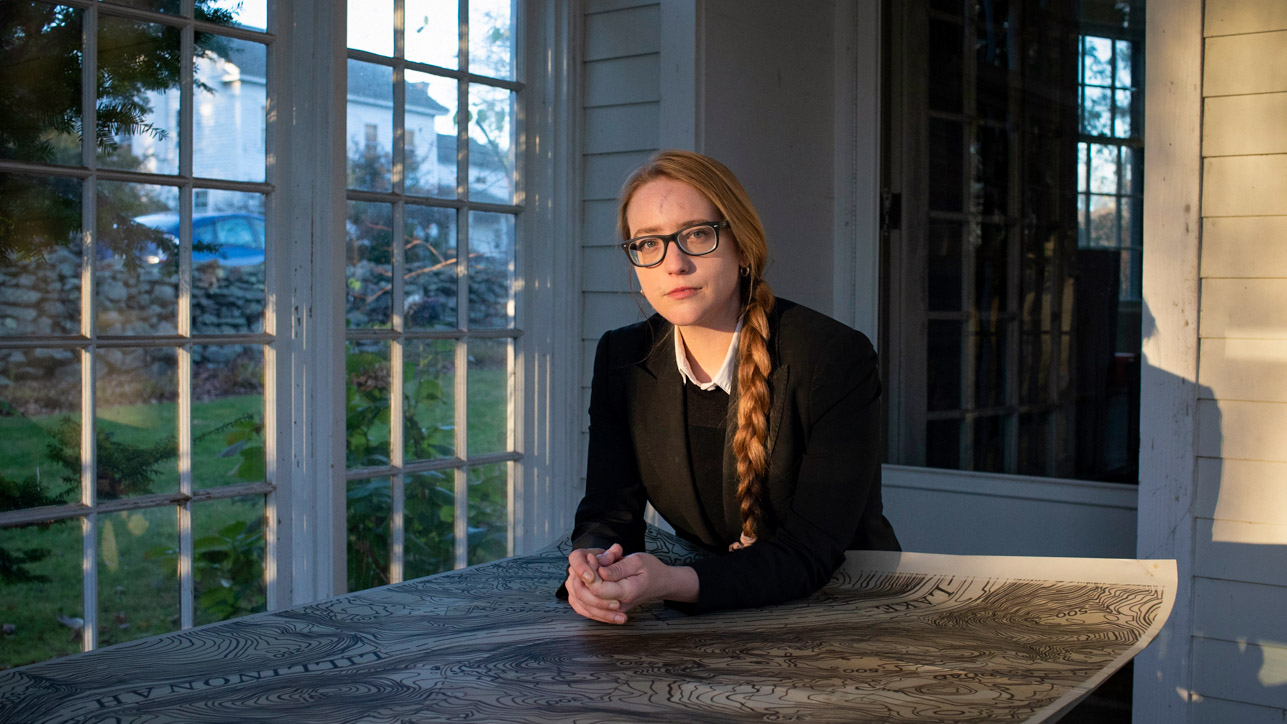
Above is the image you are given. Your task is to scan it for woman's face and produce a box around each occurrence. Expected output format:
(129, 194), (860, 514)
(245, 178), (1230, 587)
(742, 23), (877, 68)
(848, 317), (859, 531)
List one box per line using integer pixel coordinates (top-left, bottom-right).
(625, 178), (745, 332)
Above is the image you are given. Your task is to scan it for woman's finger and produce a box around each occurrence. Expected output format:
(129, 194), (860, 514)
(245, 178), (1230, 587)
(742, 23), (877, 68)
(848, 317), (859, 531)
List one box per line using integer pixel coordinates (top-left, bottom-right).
(565, 573), (626, 624)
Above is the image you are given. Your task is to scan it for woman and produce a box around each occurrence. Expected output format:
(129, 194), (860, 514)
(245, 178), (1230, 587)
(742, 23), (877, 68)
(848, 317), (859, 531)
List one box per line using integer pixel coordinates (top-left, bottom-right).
(565, 150), (898, 624)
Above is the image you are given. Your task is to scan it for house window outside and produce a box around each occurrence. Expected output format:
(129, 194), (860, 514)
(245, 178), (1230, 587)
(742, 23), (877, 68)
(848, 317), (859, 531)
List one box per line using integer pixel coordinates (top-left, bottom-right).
(0, 0), (273, 669)
(344, 0), (520, 592)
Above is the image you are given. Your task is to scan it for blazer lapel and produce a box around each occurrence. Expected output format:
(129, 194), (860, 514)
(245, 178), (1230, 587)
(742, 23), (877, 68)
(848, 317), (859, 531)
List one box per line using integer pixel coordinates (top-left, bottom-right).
(630, 322), (717, 544)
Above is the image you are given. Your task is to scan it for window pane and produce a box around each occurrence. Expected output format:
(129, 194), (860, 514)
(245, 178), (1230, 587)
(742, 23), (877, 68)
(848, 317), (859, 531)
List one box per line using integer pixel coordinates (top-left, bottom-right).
(191, 193), (266, 335)
(973, 415), (1006, 473)
(1018, 411), (1048, 476)
(976, 223), (1008, 314)
(469, 0), (515, 80)
(929, 118), (963, 212)
(468, 211), (514, 328)
(404, 470), (455, 578)
(407, 72), (458, 198)
(405, 205), (457, 330)
(928, 222), (962, 312)
(347, 0), (392, 55)
(346, 200), (393, 329)
(466, 462), (506, 565)
(193, 344), (264, 487)
(1123, 147), (1142, 195)
(925, 419), (960, 469)
(1088, 143), (1118, 194)
(1081, 86), (1111, 136)
(346, 476), (391, 592)
(193, 495), (265, 625)
(1113, 90), (1132, 138)
(97, 17), (181, 175)
(100, 506), (179, 646)
(194, 37), (268, 182)
(404, 339), (455, 463)
(96, 182), (180, 336)
(406, 0), (459, 70)
(0, 518), (83, 668)
(468, 85), (515, 204)
(1082, 36), (1113, 86)
(0, 174), (82, 336)
(206, 0), (269, 31)
(0, 3), (83, 166)
(1115, 39), (1133, 88)
(347, 60), (394, 192)
(977, 125), (1009, 217)
(101, 0), (180, 14)
(1077, 142), (1089, 193)
(927, 321), (962, 412)
(96, 347), (179, 498)
(0, 349), (79, 510)
(467, 338), (508, 456)
(974, 326), (1007, 409)
(346, 340), (390, 468)
(1088, 195), (1117, 248)
(928, 18), (962, 113)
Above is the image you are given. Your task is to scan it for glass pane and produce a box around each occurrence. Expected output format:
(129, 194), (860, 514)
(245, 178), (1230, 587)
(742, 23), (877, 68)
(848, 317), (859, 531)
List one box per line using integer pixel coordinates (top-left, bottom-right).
(1123, 147), (1142, 195)
(96, 347), (179, 498)
(1115, 39), (1133, 88)
(467, 338), (508, 455)
(469, 0), (515, 80)
(1122, 248), (1141, 301)
(404, 339), (455, 462)
(346, 340), (390, 468)
(0, 349), (80, 510)
(0, 174), (82, 336)
(1088, 195), (1117, 248)
(1018, 411), (1048, 476)
(406, 205), (458, 329)
(929, 118), (963, 212)
(347, 60), (394, 192)
(193, 344), (264, 487)
(1077, 193), (1089, 248)
(467, 211), (514, 328)
(977, 125), (1009, 217)
(1113, 90), (1133, 138)
(406, 71), (458, 198)
(346, 476), (391, 592)
(468, 85), (515, 204)
(466, 462), (506, 565)
(97, 17), (181, 175)
(927, 18), (962, 113)
(1019, 333), (1050, 405)
(1082, 86), (1112, 136)
(0, 518), (82, 668)
(404, 470), (455, 578)
(976, 223), (1008, 314)
(1082, 36), (1113, 86)
(96, 182), (180, 335)
(1088, 143), (1118, 194)
(927, 321), (962, 412)
(194, 37), (268, 182)
(1077, 142), (1089, 193)
(973, 415), (1005, 472)
(206, 0), (269, 31)
(192, 193), (266, 334)
(927, 222), (962, 312)
(0, 4), (83, 165)
(101, 0), (180, 13)
(346, 200), (393, 329)
(974, 325), (1007, 409)
(407, 0), (459, 70)
(925, 419), (960, 469)
(193, 495), (265, 625)
(101, 506), (179, 646)
(347, 0), (392, 55)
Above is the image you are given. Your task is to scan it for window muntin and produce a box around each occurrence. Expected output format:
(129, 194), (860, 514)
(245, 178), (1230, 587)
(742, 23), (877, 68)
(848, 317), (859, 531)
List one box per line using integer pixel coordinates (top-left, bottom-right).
(344, 0), (521, 593)
(0, 0), (274, 669)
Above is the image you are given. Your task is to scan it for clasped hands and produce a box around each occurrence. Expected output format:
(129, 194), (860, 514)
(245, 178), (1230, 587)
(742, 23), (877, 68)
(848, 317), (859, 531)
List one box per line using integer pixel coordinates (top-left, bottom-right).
(564, 544), (698, 624)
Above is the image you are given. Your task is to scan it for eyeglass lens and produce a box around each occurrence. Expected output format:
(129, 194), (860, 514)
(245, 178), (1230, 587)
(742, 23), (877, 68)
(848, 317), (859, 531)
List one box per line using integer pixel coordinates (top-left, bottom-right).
(628, 224), (720, 267)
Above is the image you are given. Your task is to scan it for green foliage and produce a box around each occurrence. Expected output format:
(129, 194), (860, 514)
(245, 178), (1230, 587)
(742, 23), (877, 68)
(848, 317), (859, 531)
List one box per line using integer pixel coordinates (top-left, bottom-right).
(146, 516), (265, 622)
(45, 417), (177, 500)
(219, 416), (266, 482)
(0, 543), (51, 585)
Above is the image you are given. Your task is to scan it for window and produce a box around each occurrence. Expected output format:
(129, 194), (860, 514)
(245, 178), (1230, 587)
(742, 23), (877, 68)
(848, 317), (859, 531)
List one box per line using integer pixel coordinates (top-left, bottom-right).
(343, 0), (520, 592)
(0, 0), (273, 668)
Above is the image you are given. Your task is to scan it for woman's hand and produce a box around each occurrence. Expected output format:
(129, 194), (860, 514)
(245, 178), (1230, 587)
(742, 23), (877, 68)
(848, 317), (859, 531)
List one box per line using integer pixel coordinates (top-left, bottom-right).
(565, 544), (627, 624)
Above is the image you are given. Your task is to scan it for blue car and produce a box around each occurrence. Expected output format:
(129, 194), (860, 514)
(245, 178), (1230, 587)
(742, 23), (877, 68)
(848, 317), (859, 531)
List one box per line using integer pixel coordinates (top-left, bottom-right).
(132, 212), (266, 267)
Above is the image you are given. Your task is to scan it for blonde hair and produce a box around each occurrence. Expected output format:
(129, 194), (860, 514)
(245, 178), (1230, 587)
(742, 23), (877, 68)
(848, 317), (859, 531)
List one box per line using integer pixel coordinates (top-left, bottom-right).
(617, 150), (776, 546)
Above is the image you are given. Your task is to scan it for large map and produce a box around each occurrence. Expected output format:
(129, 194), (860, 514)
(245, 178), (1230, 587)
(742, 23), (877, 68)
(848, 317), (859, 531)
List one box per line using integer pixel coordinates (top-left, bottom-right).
(0, 528), (1174, 723)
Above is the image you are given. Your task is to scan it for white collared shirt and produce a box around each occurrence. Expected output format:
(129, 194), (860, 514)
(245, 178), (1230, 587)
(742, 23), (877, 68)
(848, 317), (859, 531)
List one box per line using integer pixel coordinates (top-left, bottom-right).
(674, 316), (743, 393)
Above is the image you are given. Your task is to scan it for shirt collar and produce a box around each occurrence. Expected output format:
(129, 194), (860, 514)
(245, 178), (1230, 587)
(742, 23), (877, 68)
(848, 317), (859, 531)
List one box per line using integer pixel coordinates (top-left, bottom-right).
(673, 316), (743, 393)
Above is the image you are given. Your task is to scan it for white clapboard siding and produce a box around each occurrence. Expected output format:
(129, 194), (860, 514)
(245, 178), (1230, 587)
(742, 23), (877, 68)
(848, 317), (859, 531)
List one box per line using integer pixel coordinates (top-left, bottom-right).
(585, 4), (661, 61)
(585, 104), (661, 155)
(1196, 458), (1287, 526)
(1197, 399), (1287, 463)
(1205, 0), (1287, 35)
(1194, 518), (1287, 588)
(1204, 93), (1287, 157)
(581, 245), (635, 293)
(582, 291), (648, 343)
(1204, 30), (1287, 95)
(1194, 577), (1287, 644)
(586, 0), (656, 15)
(583, 150), (655, 200)
(581, 199), (619, 246)
(1203, 155), (1287, 217)
(1200, 279), (1287, 339)
(1199, 338), (1287, 402)
(1192, 637), (1287, 710)
(584, 55), (661, 108)
(1202, 217), (1287, 278)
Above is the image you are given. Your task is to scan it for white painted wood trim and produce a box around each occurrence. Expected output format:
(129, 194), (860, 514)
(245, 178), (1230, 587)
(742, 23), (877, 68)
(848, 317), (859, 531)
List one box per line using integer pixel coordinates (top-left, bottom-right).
(833, 0), (882, 340)
(658, 0), (703, 150)
(1134, 0), (1204, 720)
(883, 465), (1139, 511)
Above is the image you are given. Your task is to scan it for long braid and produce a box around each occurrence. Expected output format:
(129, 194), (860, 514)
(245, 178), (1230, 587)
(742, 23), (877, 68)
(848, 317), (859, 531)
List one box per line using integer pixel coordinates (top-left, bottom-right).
(732, 278), (775, 547)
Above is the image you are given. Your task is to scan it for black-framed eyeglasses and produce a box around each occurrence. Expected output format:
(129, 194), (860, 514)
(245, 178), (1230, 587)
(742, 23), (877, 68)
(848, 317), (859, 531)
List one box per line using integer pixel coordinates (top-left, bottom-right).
(619, 220), (730, 268)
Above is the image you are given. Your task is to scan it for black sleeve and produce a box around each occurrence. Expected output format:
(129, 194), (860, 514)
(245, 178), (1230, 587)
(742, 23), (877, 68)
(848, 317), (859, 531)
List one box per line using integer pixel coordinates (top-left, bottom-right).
(687, 329), (883, 613)
(569, 330), (648, 555)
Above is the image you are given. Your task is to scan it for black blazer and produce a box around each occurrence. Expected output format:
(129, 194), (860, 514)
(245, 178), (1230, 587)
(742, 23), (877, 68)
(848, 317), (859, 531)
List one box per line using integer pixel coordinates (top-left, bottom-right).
(572, 298), (899, 613)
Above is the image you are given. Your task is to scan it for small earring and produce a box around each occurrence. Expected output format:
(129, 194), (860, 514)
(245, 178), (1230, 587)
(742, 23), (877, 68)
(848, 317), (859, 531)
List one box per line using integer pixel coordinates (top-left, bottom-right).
(739, 265), (751, 277)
